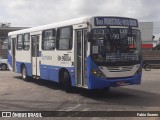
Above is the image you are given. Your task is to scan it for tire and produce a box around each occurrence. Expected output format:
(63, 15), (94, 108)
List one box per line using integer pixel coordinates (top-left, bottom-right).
(104, 87), (110, 91)
(144, 64), (151, 71)
(1, 64), (7, 70)
(62, 71), (72, 93)
(22, 66), (29, 81)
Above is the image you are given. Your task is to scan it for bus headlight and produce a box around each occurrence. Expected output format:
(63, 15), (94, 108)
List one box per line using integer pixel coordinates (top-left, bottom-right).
(91, 69), (106, 78)
(91, 69), (97, 74)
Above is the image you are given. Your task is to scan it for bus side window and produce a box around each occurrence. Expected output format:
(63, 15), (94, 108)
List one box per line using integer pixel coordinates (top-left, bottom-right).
(42, 29), (56, 50)
(56, 26), (73, 50)
(8, 36), (11, 50)
(17, 34), (23, 50)
(23, 33), (30, 50)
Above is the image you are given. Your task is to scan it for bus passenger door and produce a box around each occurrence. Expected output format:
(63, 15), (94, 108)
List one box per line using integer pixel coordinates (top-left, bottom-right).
(12, 38), (16, 72)
(31, 35), (40, 77)
(75, 29), (88, 87)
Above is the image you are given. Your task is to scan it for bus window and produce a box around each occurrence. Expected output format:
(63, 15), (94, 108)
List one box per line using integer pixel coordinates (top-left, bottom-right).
(56, 26), (73, 50)
(42, 29), (56, 50)
(17, 34), (23, 50)
(23, 33), (30, 50)
(8, 36), (11, 50)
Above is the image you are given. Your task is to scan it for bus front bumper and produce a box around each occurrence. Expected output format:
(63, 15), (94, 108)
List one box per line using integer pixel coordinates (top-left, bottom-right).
(88, 73), (142, 89)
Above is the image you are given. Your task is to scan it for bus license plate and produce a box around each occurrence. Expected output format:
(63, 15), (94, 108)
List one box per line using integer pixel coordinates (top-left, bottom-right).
(117, 81), (129, 86)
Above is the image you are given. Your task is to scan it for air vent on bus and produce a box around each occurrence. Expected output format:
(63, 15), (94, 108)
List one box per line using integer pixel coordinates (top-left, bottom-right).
(107, 66), (135, 72)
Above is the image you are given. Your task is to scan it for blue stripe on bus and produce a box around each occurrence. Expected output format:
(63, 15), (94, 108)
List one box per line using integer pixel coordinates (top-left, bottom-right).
(15, 61), (75, 86)
(15, 58), (142, 89)
(16, 62), (32, 76)
(88, 74), (141, 89)
(87, 56), (142, 89)
(40, 64), (75, 85)
(7, 51), (12, 67)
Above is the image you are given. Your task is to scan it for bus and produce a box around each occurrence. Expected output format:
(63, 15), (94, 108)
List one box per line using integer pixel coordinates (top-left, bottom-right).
(8, 16), (142, 92)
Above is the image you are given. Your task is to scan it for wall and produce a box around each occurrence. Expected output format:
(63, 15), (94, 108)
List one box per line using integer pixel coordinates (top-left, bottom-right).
(139, 22), (153, 50)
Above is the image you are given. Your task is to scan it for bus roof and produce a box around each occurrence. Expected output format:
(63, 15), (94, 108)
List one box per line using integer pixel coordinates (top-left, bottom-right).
(8, 16), (138, 36)
(8, 16), (89, 36)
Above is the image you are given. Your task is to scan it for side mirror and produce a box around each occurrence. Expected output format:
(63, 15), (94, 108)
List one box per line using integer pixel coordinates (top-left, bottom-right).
(127, 27), (132, 37)
(87, 32), (92, 42)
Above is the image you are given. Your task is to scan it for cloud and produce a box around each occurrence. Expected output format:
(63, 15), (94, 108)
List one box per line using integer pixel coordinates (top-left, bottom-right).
(0, 0), (160, 29)
(1, 0), (72, 26)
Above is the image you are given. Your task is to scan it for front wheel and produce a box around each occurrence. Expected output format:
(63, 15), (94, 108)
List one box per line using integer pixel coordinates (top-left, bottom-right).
(62, 72), (72, 93)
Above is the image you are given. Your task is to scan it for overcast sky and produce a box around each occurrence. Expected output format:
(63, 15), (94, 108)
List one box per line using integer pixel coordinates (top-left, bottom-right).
(0, 0), (160, 38)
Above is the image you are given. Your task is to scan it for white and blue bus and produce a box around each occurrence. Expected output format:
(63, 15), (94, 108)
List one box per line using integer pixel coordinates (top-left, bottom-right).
(8, 16), (142, 92)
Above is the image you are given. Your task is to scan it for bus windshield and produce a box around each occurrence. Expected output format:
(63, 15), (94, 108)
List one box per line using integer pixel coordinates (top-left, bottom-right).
(91, 28), (141, 65)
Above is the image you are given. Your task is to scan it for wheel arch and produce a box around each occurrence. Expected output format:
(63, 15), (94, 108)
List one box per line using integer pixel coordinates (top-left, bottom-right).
(0, 63), (7, 67)
(59, 67), (71, 84)
(20, 63), (26, 73)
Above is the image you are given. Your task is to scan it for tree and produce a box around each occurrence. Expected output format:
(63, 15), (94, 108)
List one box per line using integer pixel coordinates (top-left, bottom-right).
(0, 22), (11, 27)
(153, 38), (160, 50)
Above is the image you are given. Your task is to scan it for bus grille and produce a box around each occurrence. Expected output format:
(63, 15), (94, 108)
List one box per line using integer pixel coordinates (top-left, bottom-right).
(107, 66), (135, 72)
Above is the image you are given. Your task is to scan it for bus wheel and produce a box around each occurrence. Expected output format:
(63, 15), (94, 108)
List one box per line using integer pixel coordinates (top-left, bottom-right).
(63, 72), (72, 93)
(22, 66), (28, 81)
(104, 87), (110, 91)
(1, 64), (7, 70)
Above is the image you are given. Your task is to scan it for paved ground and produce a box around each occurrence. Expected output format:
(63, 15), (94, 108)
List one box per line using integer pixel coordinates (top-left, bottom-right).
(0, 69), (160, 120)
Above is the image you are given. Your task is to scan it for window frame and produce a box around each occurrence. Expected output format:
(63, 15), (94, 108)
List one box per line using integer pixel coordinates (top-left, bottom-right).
(42, 29), (56, 51)
(17, 34), (23, 50)
(56, 26), (73, 50)
(23, 33), (30, 50)
(8, 36), (11, 50)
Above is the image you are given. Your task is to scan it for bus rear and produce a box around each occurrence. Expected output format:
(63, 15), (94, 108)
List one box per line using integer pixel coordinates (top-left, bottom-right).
(88, 17), (142, 89)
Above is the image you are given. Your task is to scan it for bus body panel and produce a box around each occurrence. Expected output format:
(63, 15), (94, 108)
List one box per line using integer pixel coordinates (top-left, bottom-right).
(7, 50), (12, 71)
(16, 62), (32, 76)
(87, 56), (142, 89)
(88, 74), (141, 89)
(15, 60), (76, 86)
(8, 16), (142, 90)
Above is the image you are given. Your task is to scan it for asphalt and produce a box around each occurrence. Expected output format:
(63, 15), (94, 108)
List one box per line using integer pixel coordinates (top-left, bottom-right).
(0, 69), (160, 120)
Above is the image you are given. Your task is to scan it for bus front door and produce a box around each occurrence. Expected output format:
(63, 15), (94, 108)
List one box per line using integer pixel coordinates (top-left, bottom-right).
(31, 35), (40, 77)
(12, 38), (16, 72)
(75, 29), (88, 87)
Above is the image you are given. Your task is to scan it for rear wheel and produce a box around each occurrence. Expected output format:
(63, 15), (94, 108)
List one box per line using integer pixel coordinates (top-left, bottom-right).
(22, 66), (29, 81)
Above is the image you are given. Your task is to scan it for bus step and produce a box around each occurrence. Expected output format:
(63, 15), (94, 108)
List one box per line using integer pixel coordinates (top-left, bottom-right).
(33, 76), (36, 79)
(77, 84), (88, 88)
(32, 76), (40, 79)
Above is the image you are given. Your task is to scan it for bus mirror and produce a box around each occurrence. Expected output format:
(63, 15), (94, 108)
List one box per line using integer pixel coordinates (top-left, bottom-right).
(87, 32), (92, 42)
(127, 27), (132, 37)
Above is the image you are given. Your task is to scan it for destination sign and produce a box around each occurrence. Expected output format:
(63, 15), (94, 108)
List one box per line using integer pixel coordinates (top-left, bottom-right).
(94, 17), (138, 27)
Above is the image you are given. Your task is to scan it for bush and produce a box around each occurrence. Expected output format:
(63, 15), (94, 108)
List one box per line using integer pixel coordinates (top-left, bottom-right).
(153, 44), (160, 50)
